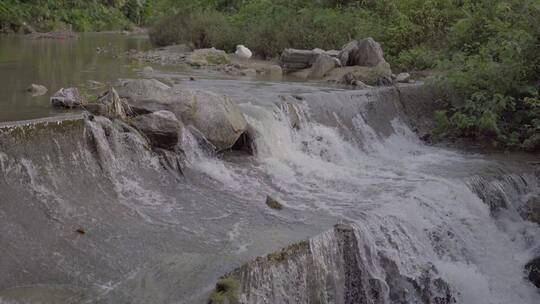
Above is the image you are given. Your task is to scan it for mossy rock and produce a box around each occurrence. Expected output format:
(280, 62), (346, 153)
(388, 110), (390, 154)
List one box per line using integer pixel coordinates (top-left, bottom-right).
(187, 48), (230, 66)
(265, 240), (310, 263)
(266, 195), (283, 210)
(208, 277), (239, 304)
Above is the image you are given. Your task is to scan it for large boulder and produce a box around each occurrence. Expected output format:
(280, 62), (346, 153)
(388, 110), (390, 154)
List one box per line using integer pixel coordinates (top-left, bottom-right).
(96, 87), (130, 119)
(339, 38), (387, 67)
(116, 79), (172, 102)
(171, 89), (247, 151)
(280, 48), (342, 74)
(130, 110), (183, 150)
(280, 49), (320, 73)
(117, 80), (247, 150)
(309, 53), (338, 79)
(50, 87), (86, 108)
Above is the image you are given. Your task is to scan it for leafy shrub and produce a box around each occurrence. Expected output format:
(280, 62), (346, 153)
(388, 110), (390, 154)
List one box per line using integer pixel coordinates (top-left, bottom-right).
(0, 0), (134, 32)
(392, 46), (440, 71)
(434, 0), (540, 150)
(150, 10), (239, 51)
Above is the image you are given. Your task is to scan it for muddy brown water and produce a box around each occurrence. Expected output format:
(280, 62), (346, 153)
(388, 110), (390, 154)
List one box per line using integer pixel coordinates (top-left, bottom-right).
(0, 33), (150, 122)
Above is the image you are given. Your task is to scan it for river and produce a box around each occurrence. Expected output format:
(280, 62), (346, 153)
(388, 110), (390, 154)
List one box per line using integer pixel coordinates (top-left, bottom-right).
(0, 34), (538, 304)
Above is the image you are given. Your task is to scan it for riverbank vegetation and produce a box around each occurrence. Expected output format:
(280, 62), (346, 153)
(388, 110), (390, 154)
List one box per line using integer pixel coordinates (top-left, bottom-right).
(1, 0), (538, 151)
(150, 0), (539, 151)
(0, 0), (159, 32)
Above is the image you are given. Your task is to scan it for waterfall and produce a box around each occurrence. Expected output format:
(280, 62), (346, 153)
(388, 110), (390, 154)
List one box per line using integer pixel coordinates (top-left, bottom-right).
(0, 83), (539, 304)
(226, 223), (454, 304)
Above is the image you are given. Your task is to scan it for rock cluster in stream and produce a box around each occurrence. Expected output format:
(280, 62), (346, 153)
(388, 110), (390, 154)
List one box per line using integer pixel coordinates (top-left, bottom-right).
(128, 37), (415, 86)
(280, 37), (402, 86)
(50, 78), (249, 153)
(278, 37), (418, 88)
(129, 45), (283, 79)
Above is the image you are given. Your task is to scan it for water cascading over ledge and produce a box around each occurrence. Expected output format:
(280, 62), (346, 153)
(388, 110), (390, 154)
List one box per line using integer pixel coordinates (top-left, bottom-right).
(211, 223), (455, 304)
(1, 82), (539, 304)
(466, 172), (539, 221)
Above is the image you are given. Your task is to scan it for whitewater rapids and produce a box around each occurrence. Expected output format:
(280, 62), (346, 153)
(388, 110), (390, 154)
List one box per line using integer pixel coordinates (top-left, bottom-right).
(0, 80), (538, 304)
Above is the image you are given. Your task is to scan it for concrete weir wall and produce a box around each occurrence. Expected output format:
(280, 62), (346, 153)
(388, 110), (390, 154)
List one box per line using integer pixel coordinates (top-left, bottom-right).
(213, 224), (455, 304)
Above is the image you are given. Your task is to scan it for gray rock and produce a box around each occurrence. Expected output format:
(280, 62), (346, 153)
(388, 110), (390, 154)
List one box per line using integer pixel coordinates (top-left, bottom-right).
(280, 49), (319, 73)
(171, 89), (247, 151)
(26, 84), (47, 96)
(525, 256), (540, 288)
(117, 79), (247, 150)
(309, 53), (337, 79)
(50, 87), (86, 108)
(130, 110), (182, 150)
(338, 38), (387, 67)
(97, 88), (130, 119)
(117, 79), (171, 104)
(396, 72), (411, 83)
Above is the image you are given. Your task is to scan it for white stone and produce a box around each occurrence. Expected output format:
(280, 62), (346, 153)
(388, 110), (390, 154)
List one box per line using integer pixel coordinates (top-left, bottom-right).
(235, 45), (253, 59)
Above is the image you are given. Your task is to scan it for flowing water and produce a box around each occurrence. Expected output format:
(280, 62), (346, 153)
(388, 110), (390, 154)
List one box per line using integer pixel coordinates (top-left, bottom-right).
(0, 35), (539, 304)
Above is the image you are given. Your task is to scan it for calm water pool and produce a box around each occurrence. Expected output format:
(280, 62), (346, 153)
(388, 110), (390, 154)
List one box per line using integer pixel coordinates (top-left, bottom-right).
(0, 33), (150, 122)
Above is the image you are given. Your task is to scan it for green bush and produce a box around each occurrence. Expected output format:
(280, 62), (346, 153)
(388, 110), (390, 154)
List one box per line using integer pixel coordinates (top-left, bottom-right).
(149, 10), (239, 51)
(434, 0), (540, 150)
(392, 45), (440, 71)
(0, 0), (136, 32)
